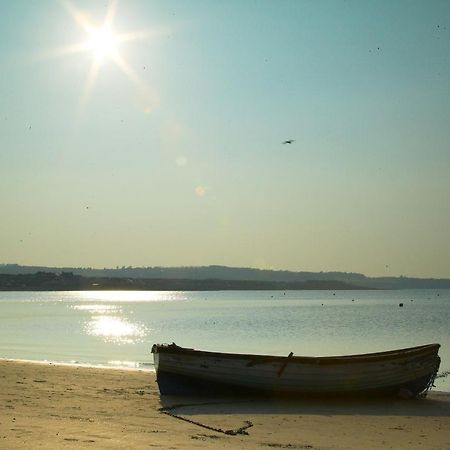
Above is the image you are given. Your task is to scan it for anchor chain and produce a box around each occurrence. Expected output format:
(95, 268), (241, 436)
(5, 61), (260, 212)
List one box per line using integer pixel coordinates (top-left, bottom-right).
(159, 402), (253, 436)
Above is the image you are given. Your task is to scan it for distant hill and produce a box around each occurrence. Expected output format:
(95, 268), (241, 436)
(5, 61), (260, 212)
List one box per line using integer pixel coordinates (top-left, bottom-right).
(1, 264), (450, 289)
(0, 272), (365, 291)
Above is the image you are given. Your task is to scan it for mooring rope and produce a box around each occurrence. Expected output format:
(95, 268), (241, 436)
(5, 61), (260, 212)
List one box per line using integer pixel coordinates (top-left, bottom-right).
(159, 402), (253, 436)
(435, 370), (450, 379)
(419, 356), (441, 398)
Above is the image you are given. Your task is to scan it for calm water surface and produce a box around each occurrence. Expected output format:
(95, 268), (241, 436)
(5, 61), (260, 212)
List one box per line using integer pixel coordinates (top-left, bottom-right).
(0, 289), (449, 391)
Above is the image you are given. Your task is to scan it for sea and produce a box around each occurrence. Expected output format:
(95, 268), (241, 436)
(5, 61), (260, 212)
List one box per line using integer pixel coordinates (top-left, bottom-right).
(0, 289), (449, 391)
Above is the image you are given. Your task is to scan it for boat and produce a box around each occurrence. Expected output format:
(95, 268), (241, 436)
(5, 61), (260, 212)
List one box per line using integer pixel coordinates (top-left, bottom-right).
(151, 343), (441, 397)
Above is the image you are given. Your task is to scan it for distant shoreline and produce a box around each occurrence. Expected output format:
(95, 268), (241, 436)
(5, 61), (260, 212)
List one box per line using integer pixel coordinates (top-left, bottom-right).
(0, 271), (369, 291)
(2, 264), (450, 289)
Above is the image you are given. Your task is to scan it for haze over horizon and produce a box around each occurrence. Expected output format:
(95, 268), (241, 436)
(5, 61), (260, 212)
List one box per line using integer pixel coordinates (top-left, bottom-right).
(2, 262), (450, 282)
(1, 1), (450, 279)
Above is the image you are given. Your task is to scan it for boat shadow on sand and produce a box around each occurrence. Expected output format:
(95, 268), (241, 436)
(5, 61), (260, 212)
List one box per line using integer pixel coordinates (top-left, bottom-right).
(159, 391), (450, 419)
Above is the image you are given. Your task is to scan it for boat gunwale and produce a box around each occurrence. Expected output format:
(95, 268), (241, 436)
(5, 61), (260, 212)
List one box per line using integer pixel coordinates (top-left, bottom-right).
(152, 343), (440, 366)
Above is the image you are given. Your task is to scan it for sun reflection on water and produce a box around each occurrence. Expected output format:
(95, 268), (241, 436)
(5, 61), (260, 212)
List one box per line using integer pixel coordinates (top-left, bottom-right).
(77, 291), (187, 302)
(85, 315), (147, 344)
(71, 301), (149, 344)
(72, 304), (119, 313)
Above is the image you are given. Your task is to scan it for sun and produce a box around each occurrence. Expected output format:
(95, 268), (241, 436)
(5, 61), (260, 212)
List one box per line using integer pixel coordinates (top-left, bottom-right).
(43, 0), (168, 114)
(86, 26), (118, 62)
(59, 0), (122, 67)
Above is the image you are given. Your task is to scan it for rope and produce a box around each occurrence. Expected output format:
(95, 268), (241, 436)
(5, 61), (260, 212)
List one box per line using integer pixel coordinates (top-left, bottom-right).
(419, 356), (441, 398)
(159, 402), (253, 436)
(435, 370), (450, 379)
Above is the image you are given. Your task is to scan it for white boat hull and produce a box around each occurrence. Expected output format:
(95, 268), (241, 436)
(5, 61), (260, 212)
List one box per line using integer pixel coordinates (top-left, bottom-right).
(152, 343), (440, 397)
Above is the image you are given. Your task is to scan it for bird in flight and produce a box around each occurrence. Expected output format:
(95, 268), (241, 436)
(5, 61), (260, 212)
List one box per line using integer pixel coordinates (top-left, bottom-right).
(282, 139), (295, 144)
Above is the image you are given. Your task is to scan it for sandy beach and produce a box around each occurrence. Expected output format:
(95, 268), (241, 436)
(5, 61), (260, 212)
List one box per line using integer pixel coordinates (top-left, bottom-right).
(0, 360), (449, 449)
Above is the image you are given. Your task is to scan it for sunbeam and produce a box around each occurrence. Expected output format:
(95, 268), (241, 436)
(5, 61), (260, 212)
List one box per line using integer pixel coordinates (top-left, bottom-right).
(42, 0), (168, 113)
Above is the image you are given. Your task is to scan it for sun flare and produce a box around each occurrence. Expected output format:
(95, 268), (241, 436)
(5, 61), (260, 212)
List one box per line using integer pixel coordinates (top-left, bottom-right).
(45, 0), (168, 114)
(86, 26), (118, 62)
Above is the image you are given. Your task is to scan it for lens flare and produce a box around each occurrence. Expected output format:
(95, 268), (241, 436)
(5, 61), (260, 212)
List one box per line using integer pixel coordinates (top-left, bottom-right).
(195, 185), (206, 197)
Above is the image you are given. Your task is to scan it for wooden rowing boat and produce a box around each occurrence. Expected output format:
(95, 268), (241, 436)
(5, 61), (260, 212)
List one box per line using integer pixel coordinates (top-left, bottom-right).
(151, 343), (440, 397)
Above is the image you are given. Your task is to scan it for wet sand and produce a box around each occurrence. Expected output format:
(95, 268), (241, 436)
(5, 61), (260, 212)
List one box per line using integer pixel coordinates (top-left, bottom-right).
(1, 359), (449, 449)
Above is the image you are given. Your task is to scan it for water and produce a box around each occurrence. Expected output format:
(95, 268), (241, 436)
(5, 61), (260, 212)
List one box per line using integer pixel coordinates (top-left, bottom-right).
(0, 289), (449, 391)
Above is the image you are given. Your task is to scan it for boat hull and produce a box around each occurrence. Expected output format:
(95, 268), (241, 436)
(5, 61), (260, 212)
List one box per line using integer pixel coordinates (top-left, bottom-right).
(151, 343), (441, 397)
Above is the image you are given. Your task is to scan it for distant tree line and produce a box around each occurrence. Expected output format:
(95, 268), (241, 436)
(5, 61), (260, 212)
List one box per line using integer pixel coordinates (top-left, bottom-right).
(1, 264), (450, 289)
(0, 271), (367, 291)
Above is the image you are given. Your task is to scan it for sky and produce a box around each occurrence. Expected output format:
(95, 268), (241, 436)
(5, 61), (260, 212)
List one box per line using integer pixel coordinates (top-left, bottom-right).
(1, 0), (449, 278)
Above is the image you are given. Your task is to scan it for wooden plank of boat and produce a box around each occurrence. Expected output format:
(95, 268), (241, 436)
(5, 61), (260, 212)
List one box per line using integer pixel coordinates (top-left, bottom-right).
(151, 343), (441, 398)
